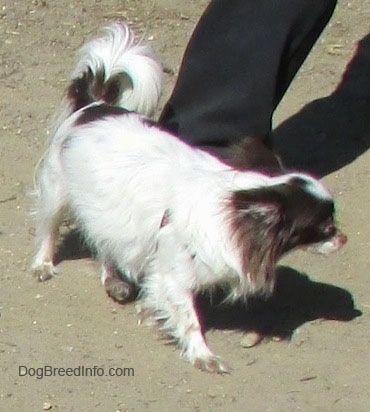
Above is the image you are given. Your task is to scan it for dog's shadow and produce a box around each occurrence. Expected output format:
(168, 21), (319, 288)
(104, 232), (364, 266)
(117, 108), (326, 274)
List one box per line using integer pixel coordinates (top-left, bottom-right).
(272, 32), (370, 176)
(55, 229), (361, 338)
(197, 266), (361, 339)
(53, 227), (93, 265)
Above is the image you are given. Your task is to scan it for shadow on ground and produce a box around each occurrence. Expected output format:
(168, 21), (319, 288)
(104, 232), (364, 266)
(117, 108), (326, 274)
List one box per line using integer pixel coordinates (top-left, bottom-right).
(198, 266), (361, 339)
(55, 230), (361, 339)
(272, 32), (370, 176)
(54, 227), (93, 265)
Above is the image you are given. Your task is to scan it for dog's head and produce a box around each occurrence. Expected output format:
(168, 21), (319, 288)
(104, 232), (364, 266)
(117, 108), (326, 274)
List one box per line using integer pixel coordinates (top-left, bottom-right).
(229, 173), (347, 294)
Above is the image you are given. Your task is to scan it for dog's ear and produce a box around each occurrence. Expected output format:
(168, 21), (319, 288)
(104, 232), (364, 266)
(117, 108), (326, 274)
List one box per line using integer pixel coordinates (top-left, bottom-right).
(229, 187), (291, 294)
(230, 186), (289, 260)
(231, 187), (285, 224)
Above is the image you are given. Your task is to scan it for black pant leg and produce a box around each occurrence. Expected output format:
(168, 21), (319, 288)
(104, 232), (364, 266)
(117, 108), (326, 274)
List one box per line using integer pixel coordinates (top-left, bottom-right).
(159, 0), (337, 150)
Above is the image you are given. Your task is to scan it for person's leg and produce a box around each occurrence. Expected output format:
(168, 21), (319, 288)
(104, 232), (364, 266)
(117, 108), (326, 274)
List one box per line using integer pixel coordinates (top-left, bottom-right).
(159, 0), (337, 153)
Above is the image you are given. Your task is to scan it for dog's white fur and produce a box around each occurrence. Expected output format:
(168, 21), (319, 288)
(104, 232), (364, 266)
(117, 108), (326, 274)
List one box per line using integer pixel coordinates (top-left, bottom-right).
(32, 23), (346, 373)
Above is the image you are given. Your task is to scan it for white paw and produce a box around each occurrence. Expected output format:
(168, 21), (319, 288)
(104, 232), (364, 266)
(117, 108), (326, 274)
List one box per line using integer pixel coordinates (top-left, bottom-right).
(32, 262), (58, 282)
(136, 303), (161, 327)
(193, 355), (230, 374)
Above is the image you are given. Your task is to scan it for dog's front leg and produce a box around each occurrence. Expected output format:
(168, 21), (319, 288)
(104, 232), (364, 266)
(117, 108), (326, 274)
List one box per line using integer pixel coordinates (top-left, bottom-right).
(138, 224), (229, 373)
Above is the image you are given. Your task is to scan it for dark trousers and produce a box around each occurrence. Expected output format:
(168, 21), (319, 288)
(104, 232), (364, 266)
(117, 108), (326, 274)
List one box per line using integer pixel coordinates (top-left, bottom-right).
(159, 0), (337, 152)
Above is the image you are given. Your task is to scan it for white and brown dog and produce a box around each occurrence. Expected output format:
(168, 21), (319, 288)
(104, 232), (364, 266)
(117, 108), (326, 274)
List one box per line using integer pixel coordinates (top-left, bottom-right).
(32, 23), (347, 373)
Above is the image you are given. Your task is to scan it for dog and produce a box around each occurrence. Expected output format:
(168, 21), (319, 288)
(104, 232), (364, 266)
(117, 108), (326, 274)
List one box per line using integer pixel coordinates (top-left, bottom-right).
(32, 23), (347, 373)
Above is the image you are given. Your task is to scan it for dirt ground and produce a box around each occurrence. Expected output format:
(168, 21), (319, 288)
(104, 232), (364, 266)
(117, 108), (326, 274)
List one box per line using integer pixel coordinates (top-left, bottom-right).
(1, 0), (370, 411)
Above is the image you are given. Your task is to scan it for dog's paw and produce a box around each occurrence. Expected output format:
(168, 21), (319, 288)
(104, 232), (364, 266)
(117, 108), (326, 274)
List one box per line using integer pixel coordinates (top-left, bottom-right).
(136, 304), (159, 327)
(239, 331), (264, 348)
(193, 355), (230, 374)
(104, 277), (135, 303)
(32, 262), (58, 282)
(239, 331), (286, 348)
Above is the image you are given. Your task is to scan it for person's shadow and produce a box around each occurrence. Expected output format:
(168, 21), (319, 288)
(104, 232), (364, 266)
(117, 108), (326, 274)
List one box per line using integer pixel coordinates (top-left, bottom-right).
(272, 32), (370, 176)
(198, 35), (369, 335)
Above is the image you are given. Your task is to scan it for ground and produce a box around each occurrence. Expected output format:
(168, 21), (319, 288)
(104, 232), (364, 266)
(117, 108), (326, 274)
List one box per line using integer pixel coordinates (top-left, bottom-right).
(1, 1), (370, 411)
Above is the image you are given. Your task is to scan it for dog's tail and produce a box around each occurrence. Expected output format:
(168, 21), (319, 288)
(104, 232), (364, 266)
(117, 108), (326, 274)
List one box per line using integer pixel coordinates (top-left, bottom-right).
(53, 23), (163, 132)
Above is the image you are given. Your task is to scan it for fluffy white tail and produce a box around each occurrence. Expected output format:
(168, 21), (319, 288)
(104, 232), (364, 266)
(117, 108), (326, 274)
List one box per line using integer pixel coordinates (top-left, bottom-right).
(53, 23), (163, 132)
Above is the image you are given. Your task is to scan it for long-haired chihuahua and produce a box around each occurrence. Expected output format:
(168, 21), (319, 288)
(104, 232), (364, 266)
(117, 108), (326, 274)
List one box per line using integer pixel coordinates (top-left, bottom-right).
(32, 23), (347, 373)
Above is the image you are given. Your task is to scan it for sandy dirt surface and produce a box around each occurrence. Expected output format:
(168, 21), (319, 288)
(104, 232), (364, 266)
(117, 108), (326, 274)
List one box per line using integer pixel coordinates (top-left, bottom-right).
(1, 1), (370, 411)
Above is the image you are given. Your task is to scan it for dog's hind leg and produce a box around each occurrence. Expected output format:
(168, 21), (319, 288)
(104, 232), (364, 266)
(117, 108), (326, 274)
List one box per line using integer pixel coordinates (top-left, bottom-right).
(31, 160), (66, 281)
(101, 261), (137, 303)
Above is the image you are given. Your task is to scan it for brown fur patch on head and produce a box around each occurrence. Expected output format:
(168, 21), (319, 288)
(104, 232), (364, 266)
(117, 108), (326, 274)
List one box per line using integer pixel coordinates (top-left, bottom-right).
(229, 189), (284, 294)
(228, 178), (337, 294)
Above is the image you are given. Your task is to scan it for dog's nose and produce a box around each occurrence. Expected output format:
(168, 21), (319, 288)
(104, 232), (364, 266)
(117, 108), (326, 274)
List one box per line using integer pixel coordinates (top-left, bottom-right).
(336, 232), (348, 247)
